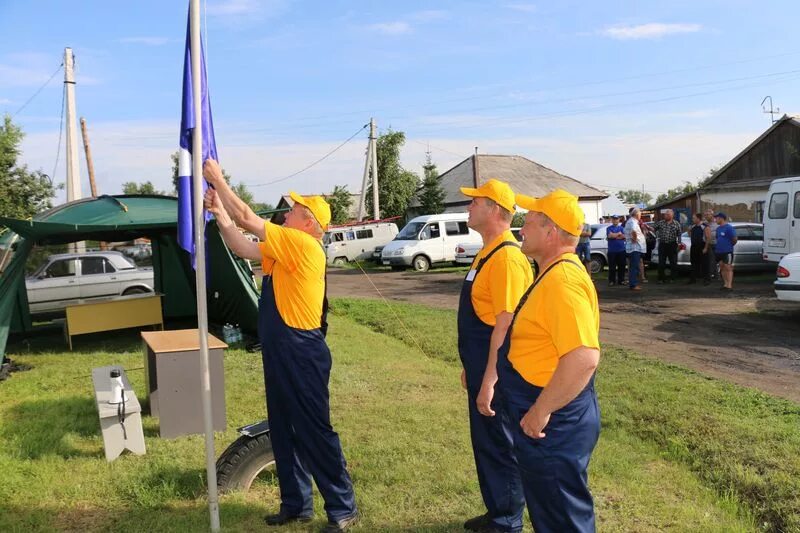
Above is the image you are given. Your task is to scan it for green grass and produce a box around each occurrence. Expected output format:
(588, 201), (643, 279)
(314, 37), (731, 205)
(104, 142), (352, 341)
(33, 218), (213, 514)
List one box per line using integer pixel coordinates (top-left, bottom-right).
(0, 298), (795, 531)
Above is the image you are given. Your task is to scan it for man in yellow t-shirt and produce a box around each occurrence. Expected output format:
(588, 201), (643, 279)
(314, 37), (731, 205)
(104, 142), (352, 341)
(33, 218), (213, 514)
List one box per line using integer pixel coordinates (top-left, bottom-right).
(202, 160), (359, 533)
(497, 189), (601, 533)
(457, 179), (533, 533)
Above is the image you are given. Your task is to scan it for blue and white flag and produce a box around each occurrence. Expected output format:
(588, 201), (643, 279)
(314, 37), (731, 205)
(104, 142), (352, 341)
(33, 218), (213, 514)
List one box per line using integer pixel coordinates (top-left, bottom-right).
(177, 13), (217, 269)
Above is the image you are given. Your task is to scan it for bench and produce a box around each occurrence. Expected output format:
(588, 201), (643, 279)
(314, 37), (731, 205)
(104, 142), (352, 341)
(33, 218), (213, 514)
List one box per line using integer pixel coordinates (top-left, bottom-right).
(91, 365), (146, 462)
(65, 293), (164, 350)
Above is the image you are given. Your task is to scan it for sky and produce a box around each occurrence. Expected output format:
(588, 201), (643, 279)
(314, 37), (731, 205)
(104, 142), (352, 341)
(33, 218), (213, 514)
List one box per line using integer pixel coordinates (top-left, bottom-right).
(2, 0), (800, 206)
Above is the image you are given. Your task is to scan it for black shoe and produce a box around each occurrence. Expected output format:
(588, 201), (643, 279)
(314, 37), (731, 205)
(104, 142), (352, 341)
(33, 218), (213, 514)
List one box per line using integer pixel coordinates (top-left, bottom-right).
(322, 511), (360, 532)
(264, 512), (313, 526)
(464, 513), (491, 531)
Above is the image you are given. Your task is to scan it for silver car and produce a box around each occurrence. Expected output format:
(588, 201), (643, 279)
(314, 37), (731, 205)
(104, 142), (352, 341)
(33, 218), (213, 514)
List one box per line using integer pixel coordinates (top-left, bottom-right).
(651, 222), (771, 271)
(26, 251), (154, 316)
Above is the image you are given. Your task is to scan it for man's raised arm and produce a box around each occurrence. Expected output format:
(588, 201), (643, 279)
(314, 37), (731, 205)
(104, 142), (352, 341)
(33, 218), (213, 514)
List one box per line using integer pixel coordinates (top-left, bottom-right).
(203, 159), (265, 239)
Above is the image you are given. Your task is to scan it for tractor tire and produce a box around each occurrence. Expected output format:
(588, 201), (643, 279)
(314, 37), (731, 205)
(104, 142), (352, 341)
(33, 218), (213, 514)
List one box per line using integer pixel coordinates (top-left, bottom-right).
(216, 433), (276, 493)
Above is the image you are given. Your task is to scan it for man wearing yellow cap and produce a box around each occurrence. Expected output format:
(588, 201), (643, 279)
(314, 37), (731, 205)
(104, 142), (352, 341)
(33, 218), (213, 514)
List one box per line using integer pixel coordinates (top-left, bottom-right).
(458, 179), (532, 533)
(497, 189), (600, 532)
(202, 160), (359, 533)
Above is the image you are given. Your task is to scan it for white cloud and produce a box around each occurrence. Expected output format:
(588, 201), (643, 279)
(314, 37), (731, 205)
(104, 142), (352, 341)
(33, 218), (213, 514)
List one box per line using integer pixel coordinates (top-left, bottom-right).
(0, 98), (12, 105)
(367, 21), (412, 36)
(600, 23), (702, 40)
(119, 37), (170, 46)
(505, 3), (537, 13)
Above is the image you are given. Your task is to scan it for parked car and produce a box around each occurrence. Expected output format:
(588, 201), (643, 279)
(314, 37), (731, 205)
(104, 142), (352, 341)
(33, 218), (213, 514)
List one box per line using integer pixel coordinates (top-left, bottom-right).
(588, 224), (610, 274)
(763, 176), (800, 262)
(651, 222), (771, 271)
(455, 228), (523, 265)
(26, 251), (154, 316)
(324, 222), (399, 266)
(775, 252), (800, 302)
(381, 213), (482, 272)
(115, 243), (152, 261)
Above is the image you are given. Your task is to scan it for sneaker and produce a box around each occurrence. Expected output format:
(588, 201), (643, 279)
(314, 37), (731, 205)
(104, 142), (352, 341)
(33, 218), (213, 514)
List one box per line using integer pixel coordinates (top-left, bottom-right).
(322, 512), (360, 532)
(264, 512), (313, 526)
(464, 513), (491, 532)
(608, 281), (616, 286)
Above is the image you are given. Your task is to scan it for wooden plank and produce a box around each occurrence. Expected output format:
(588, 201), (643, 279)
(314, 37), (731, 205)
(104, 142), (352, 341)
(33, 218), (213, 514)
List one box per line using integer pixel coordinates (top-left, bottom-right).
(141, 329), (227, 353)
(66, 294), (163, 337)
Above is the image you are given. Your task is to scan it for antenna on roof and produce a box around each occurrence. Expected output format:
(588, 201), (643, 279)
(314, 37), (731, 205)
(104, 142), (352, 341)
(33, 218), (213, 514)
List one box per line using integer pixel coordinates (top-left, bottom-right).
(761, 96), (780, 124)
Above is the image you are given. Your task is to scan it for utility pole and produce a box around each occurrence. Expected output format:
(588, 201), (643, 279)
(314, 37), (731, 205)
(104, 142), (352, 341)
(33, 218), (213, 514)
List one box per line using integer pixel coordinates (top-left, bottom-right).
(357, 118), (379, 220)
(64, 48), (84, 252)
(80, 118), (98, 198)
(370, 118), (379, 220)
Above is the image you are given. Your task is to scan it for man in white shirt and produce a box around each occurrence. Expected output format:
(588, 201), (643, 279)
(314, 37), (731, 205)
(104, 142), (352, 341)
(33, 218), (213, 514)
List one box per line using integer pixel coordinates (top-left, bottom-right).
(624, 208), (644, 291)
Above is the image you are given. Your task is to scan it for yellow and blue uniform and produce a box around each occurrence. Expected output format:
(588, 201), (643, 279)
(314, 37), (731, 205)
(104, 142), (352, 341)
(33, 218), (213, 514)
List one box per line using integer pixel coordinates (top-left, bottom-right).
(458, 230), (533, 532)
(257, 208), (357, 522)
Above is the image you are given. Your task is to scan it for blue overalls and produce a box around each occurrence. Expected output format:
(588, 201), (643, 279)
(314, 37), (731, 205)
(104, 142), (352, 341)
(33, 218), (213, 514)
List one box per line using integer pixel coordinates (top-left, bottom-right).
(258, 274), (357, 522)
(497, 259), (600, 533)
(458, 241), (525, 532)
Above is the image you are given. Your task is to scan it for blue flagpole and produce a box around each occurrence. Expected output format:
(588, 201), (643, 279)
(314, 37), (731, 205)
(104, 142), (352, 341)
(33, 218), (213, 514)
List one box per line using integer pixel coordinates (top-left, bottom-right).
(189, 0), (220, 530)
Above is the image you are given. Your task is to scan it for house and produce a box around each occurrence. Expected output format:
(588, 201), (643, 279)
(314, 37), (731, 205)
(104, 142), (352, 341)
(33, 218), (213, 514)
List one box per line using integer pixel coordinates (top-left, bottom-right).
(406, 154), (607, 222)
(646, 190), (700, 228)
(698, 115), (800, 222)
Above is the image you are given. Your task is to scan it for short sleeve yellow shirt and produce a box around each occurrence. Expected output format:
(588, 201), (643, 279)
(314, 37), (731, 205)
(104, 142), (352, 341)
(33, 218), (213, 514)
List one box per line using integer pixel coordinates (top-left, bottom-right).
(508, 253), (600, 387)
(258, 222), (326, 331)
(470, 230), (534, 326)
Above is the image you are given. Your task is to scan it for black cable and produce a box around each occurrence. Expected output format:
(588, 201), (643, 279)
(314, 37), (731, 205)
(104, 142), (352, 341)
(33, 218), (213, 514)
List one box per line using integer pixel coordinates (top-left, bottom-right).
(12, 63), (63, 118)
(51, 84), (66, 183)
(247, 123), (369, 188)
(117, 391), (128, 441)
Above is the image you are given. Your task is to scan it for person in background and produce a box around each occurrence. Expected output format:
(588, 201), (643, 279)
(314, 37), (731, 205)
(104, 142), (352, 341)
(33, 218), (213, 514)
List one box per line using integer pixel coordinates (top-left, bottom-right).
(624, 208), (644, 291)
(653, 209), (682, 284)
(688, 213), (707, 284)
(575, 222), (593, 273)
(714, 212), (737, 291)
(606, 215), (626, 286)
(704, 209), (719, 281)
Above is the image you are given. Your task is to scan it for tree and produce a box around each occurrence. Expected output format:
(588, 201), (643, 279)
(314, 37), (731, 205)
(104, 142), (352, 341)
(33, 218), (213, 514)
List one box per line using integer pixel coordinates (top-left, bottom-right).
(417, 152), (445, 215)
(653, 165), (721, 205)
(327, 185), (353, 225)
(617, 189), (652, 205)
(0, 115), (59, 219)
(122, 181), (164, 195)
(366, 129), (420, 219)
(512, 212), (526, 228)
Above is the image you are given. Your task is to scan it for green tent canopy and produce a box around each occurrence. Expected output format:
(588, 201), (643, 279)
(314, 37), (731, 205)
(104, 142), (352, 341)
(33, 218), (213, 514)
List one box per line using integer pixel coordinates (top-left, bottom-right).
(0, 194), (262, 361)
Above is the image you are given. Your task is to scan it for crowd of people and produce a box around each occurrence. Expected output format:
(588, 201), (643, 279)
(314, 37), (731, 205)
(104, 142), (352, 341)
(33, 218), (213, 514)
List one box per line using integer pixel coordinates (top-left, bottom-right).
(587, 208), (739, 291)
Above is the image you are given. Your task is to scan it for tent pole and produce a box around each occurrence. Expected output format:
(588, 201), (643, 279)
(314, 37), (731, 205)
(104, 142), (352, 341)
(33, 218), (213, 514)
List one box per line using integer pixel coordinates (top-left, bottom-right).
(190, 0), (220, 530)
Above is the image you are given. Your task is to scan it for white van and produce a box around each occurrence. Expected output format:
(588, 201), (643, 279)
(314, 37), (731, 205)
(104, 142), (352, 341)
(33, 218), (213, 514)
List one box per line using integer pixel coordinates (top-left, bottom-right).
(380, 213), (482, 271)
(324, 222), (399, 265)
(763, 176), (800, 262)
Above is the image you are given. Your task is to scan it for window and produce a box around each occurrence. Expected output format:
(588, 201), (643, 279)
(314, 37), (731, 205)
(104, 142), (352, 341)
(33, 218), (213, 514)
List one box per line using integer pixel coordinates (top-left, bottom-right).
(445, 221), (470, 236)
(356, 229), (373, 239)
(81, 257), (106, 275)
(421, 223), (440, 240)
(345, 231), (355, 240)
(332, 233), (344, 242)
(754, 201), (765, 223)
(768, 192), (789, 219)
(795, 192), (800, 219)
(735, 226), (754, 241)
(45, 259), (77, 278)
(751, 226), (764, 240)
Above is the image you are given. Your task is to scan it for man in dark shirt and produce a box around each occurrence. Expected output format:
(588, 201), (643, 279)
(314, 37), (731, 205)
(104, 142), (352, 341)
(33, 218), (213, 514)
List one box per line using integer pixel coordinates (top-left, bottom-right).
(606, 215), (626, 286)
(653, 209), (682, 283)
(688, 213), (707, 284)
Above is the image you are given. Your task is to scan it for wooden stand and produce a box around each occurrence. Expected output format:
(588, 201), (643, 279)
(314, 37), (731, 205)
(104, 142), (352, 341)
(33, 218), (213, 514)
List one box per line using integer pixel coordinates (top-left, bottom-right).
(91, 365), (146, 462)
(141, 329), (227, 439)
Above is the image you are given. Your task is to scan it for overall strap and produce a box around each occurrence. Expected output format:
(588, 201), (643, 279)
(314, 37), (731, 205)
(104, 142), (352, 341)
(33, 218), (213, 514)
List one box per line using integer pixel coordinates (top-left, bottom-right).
(511, 259), (583, 321)
(471, 241), (520, 276)
(320, 243), (329, 337)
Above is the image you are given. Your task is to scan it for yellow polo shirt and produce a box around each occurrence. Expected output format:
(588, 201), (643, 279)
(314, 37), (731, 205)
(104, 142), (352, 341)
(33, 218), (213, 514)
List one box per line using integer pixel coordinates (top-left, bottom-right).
(470, 230), (534, 326)
(508, 253), (599, 387)
(258, 222), (326, 331)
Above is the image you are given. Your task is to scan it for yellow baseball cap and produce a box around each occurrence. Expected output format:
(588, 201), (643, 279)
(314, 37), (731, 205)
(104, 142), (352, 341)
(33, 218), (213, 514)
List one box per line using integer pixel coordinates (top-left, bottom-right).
(515, 189), (584, 236)
(289, 191), (331, 230)
(460, 178), (516, 213)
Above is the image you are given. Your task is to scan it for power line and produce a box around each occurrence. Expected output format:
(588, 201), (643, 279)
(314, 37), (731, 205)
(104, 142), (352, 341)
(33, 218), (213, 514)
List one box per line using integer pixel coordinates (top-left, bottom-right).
(247, 123), (368, 188)
(51, 84), (66, 183)
(12, 63), (63, 118)
(410, 140), (469, 159)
